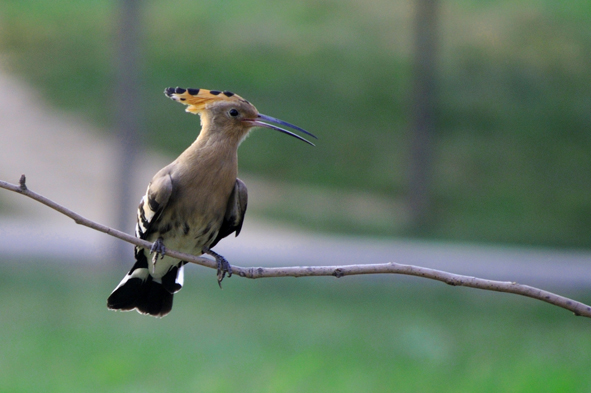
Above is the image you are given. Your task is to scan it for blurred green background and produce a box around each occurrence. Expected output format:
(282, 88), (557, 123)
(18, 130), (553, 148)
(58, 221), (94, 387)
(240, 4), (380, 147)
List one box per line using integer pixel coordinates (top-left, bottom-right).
(1, 0), (591, 391)
(2, 262), (591, 392)
(1, 0), (590, 247)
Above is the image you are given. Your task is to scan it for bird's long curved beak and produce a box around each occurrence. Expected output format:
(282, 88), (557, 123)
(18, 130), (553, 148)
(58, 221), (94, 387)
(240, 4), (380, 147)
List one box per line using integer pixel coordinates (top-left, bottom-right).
(244, 114), (317, 146)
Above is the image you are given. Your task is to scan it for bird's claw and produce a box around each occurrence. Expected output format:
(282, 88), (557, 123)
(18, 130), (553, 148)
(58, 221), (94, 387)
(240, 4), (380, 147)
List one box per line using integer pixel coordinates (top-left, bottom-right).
(216, 256), (233, 288)
(203, 247), (232, 288)
(150, 238), (166, 266)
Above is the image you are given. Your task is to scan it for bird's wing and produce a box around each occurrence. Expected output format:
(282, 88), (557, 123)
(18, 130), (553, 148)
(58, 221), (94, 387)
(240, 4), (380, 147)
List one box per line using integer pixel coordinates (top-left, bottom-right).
(136, 170), (173, 240)
(209, 178), (248, 248)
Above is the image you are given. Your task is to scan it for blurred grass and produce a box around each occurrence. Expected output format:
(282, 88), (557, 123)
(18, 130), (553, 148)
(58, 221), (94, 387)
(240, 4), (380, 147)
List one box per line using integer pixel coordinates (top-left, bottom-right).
(0, 0), (590, 247)
(1, 261), (590, 392)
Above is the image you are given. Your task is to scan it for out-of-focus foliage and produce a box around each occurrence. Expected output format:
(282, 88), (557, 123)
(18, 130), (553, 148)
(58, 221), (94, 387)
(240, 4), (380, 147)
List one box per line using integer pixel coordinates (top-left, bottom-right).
(0, 0), (590, 247)
(2, 262), (591, 392)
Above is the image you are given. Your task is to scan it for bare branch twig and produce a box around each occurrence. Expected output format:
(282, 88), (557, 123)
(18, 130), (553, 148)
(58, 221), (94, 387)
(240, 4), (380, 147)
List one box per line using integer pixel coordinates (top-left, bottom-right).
(1, 176), (590, 318)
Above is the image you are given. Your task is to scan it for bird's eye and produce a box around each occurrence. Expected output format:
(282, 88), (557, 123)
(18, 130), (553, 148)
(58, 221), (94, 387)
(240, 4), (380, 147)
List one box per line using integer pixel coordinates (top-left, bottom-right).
(229, 109), (239, 117)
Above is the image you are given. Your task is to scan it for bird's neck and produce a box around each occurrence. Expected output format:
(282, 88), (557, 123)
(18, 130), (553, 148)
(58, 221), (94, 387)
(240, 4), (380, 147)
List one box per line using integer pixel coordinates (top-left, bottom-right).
(175, 125), (241, 176)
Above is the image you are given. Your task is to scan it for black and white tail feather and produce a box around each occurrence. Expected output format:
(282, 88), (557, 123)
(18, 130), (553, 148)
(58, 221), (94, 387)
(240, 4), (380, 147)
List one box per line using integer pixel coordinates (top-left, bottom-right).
(106, 246), (185, 317)
(107, 177), (185, 317)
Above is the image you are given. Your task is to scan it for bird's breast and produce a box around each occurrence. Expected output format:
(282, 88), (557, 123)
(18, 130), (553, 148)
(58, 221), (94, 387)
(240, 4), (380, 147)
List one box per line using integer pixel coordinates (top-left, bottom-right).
(154, 167), (235, 251)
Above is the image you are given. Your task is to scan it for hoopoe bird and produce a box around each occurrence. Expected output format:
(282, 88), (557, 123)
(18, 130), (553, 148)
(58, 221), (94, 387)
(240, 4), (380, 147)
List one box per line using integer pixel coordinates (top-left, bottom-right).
(107, 87), (316, 317)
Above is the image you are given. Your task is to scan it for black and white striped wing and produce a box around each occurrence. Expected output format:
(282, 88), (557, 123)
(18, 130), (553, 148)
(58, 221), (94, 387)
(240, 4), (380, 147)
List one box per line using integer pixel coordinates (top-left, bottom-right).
(136, 172), (173, 240)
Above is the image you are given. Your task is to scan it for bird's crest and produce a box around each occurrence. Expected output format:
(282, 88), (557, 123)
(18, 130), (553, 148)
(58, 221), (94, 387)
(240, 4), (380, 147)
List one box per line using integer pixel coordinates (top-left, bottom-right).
(164, 87), (249, 114)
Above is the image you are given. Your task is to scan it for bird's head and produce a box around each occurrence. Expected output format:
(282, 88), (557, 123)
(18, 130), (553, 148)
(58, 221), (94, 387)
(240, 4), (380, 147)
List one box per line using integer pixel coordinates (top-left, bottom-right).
(164, 87), (317, 146)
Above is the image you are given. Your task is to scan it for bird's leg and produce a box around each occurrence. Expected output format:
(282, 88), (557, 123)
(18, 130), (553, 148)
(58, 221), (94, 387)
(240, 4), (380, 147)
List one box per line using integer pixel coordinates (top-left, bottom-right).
(202, 247), (233, 288)
(150, 237), (166, 269)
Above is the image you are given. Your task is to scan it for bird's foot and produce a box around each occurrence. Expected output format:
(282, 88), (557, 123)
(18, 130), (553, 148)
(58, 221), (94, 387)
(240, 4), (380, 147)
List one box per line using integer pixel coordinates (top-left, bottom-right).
(150, 237), (166, 268)
(203, 248), (232, 288)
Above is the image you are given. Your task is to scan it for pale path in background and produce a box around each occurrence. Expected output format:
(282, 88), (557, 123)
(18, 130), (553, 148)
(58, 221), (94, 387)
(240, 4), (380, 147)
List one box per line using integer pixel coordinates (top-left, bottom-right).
(0, 70), (590, 290)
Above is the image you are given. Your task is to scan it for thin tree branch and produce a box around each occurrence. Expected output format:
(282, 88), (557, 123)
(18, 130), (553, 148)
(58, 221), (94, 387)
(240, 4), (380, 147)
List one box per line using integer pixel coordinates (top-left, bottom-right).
(2, 175), (591, 318)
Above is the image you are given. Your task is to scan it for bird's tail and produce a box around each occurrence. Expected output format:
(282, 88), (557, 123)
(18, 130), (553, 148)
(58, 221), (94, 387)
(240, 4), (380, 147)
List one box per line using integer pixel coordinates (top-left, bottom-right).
(107, 251), (184, 318)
